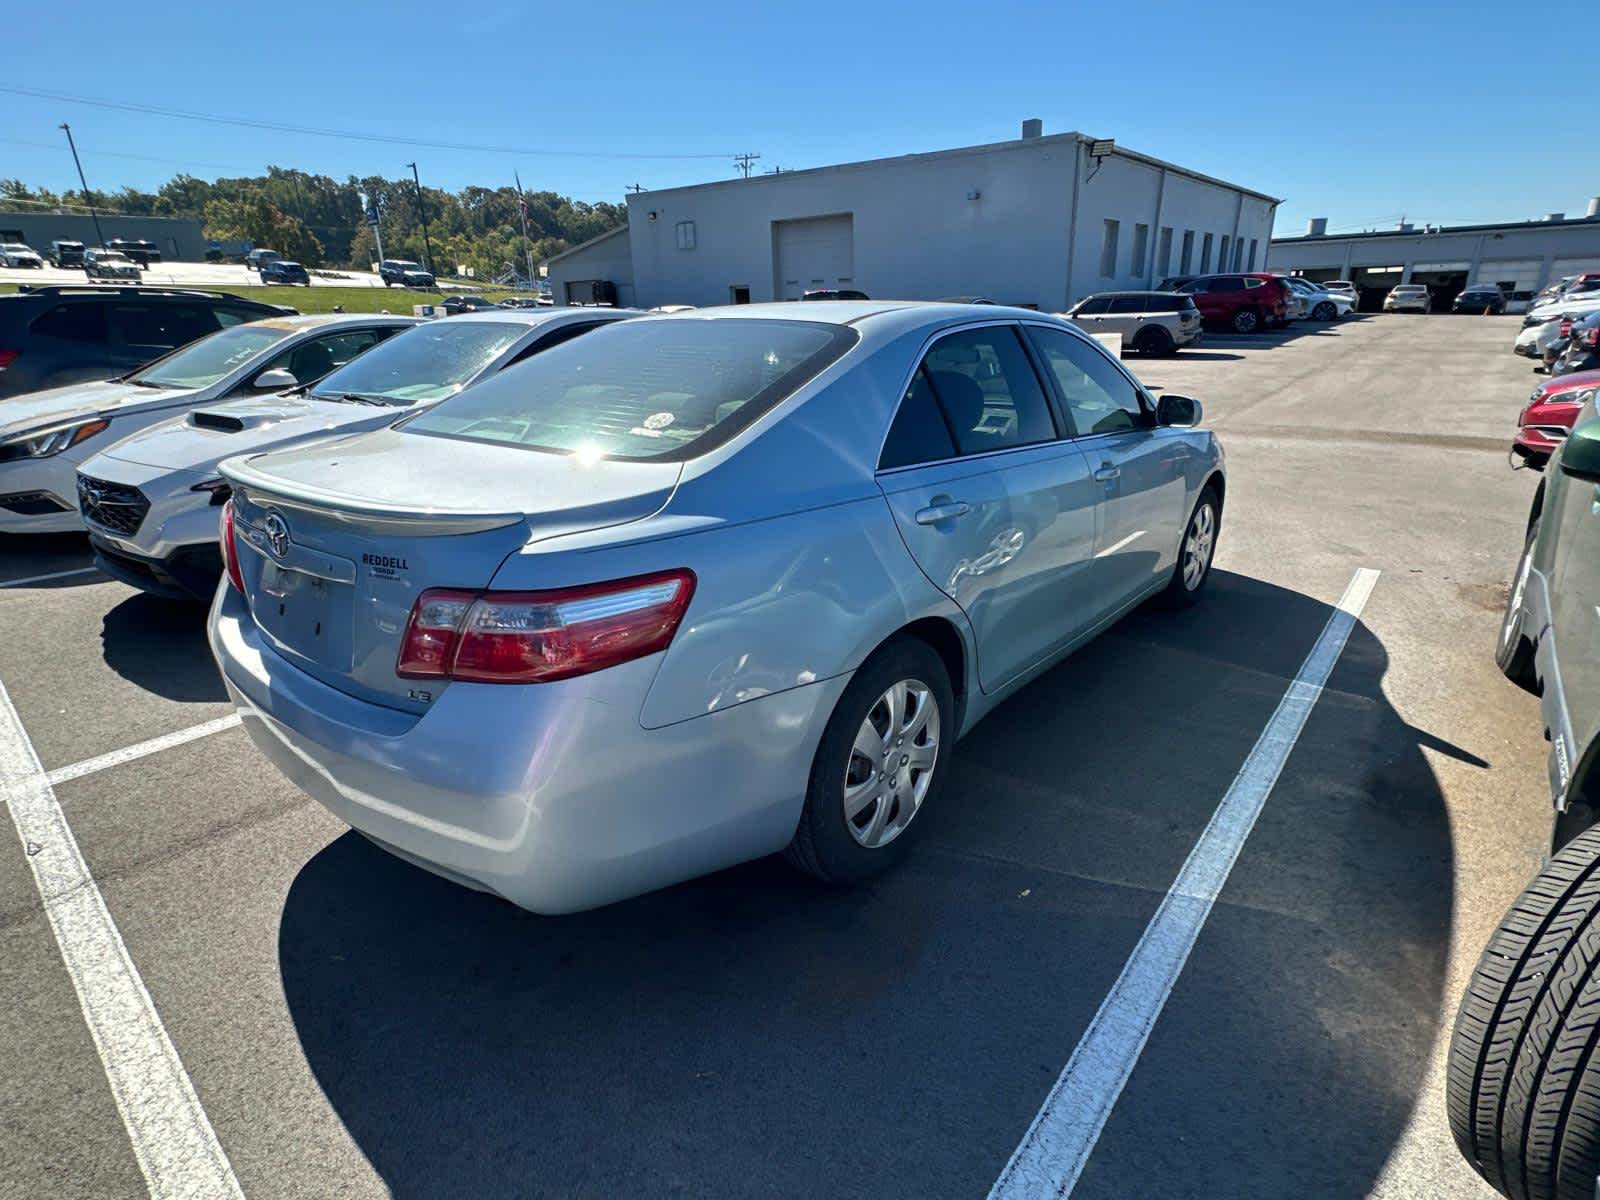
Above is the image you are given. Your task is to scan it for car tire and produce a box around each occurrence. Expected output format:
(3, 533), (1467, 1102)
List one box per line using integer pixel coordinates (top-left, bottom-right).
(1231, 307), (1259, 334)
(1159, 484), (1222, 608)
(1447, 824), (1600, 1200)
(1496, 516), (1541, 692)
(1134, 326), (1174, 356)
(1313, 301), (1336, 321)
(784, 637), (954, 885)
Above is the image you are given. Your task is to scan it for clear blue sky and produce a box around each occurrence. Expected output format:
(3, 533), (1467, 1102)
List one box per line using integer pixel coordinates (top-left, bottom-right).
(3, 1), (1591, 238)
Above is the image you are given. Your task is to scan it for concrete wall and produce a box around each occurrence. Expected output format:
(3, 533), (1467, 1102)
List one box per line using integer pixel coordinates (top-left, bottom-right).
(1268, 221), (1600, 294)
(623, 135), (1277, 312)
(543, 228), (635, 307)
(0, 212), (207, 260)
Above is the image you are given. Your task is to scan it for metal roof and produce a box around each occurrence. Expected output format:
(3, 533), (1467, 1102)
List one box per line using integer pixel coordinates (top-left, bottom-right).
(1273, 214), (1600, 245)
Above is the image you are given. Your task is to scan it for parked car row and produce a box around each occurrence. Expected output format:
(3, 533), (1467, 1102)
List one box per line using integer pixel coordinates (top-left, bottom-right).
(1514, 274), (1600, 370)
(0, 238), (163, 274)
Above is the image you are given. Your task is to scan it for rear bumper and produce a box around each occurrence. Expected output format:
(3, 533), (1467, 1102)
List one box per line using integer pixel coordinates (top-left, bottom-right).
(208, 586), (848, 913)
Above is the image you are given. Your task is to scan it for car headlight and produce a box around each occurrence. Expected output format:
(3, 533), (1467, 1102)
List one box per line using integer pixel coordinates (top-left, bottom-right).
(0, 418), (110, 463)
(1565, 387), (1598, 408)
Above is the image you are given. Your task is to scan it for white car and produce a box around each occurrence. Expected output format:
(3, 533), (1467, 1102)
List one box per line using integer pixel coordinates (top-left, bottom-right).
(0, 315), (414, 536)
(78, 307), (639, 599)
(1384, 284), (1432, 313)
(1515, 295), (1600, 358)
(1285, 277), (1354, 321)
(0, 243), (44, 268)
(1324, 280), (1359, 303)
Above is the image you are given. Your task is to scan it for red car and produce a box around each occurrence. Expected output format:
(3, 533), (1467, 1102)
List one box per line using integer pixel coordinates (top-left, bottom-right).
(1175, 273), (1293, 334)
(1513, 368), (1600, 467)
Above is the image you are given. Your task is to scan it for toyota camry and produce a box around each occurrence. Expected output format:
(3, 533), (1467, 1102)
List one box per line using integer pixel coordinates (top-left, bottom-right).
(209, 302), (1225, 913)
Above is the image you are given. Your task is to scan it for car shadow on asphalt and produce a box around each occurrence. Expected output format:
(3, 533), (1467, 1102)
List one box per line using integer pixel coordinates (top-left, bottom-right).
(277, 569), (1455, 1200)
(0, 532), (97, 586)
(100, 593), (227, 703)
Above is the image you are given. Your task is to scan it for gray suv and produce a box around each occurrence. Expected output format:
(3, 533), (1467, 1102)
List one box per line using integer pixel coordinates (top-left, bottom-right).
(0, 286), (292, 398)
(1066, 291), (1203, 355)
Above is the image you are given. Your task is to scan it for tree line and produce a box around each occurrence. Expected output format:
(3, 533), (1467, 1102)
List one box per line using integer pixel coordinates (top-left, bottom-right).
(0, 168), (627, 278)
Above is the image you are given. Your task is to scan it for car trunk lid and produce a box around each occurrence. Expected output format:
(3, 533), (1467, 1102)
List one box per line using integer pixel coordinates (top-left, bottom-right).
(221, 427), (682, 711)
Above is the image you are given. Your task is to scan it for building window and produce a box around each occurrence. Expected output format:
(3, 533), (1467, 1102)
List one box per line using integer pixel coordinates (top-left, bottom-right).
(1218, 236), (1229, 275)
(1131, 223), (1149, 277)
(729, 285), (750, 304)
(1180, 230), (1194, 274)
(1247, 239), (1258, 271)
(1099, 219), (1120, 278)
(1200, 233), (1213, 273)
(675, 220), (697, 251)
(1157, 227), (1173, 276)
(1232, 238), (1244, 271)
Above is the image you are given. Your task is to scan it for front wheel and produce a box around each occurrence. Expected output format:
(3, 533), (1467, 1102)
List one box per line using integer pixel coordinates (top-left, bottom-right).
(1231, 307), (1259, 334)
(785, 638), (953, 884)
(1497, 517), (1541, 692)
(1448, 825), (1600, 1200)
(1313, 301), (1336, 321)
(1160, 486), (1221, 608)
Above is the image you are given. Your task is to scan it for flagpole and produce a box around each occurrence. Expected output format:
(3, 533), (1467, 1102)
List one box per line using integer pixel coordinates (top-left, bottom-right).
(514, 171), (535, 291)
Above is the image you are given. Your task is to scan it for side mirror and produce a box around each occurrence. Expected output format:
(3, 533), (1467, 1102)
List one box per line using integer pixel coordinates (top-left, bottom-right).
(251, 367), (298, 391)
(1558, 416), (1600, 482)
(1156, 393), (1202, 427)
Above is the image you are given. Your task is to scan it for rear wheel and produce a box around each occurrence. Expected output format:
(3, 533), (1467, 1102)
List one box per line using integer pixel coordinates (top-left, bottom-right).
(1231, 307), (1259, 334)
(1134, 326), (1174, 356)
(1496, 516), (1541, 692)
(1313, 301), (1336, 321)
(785, 638), (953, 884)
(1448, 825), (1600, 1200)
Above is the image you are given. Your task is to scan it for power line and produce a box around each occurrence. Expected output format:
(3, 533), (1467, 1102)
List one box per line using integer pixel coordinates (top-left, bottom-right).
(0, 135), (262, 174)
(1, 84), (735, 161)
(734, 152), (761, 178)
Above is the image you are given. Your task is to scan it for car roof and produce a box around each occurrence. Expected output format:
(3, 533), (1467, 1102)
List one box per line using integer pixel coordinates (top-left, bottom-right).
(637, 300), (1076, 340)
(248, 313), (417, 332)
(435, 306), (645, 326)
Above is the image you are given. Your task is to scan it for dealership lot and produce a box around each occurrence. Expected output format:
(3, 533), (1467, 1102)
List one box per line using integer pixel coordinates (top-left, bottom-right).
(0, 260), (400, 292)
(0, 315), (1551, 1198)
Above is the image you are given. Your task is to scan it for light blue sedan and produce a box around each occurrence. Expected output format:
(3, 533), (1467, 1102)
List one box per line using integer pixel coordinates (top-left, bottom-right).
(209, 302), (1224, 912)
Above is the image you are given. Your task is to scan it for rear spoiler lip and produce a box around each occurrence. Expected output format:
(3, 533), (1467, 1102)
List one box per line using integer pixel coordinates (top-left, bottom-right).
(220, 456), (525, 536)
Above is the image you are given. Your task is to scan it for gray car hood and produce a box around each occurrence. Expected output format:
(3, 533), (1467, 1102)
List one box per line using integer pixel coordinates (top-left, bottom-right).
(96, 393), (408, 473)
(221, 426), (682, 537)
(0, 379), (194, 439)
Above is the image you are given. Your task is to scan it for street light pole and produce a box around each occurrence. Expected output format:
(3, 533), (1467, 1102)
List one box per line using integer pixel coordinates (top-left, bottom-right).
(513, 170), (535, 290)
(406, 162), (434, 275)
(59, 123), (107, 249)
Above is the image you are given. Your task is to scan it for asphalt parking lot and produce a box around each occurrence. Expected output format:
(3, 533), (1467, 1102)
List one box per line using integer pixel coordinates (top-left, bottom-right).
(0, 313), (1552, 1199)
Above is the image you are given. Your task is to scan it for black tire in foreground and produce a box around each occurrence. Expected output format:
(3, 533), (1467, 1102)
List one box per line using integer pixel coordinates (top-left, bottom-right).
(1448, 825), (1600, 1200)
(785, 637), (953, 884)
(1134, 326), (1175, 356)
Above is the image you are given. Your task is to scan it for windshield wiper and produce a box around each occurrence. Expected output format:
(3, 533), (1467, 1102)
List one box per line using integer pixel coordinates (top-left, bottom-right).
(125, 379), (169, 389)
(327, 392), (391, 406)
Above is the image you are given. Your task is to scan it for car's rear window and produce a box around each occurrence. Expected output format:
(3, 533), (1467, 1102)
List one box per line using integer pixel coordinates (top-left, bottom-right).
(402, 318), (857, 461)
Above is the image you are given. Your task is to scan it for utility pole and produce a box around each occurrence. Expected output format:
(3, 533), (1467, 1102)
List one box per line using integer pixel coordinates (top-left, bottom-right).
(59, 123), (106, 249)
(362, 192), (385, 266)
(406, 162), (434, 274)
(627, 182), (644, 194)
(734, 152), (761, 179)
(513, 170), (535, 290)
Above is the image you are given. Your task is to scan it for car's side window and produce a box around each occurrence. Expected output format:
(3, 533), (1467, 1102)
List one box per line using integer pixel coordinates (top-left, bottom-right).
(1108, 295), (1145, 314)
(30, 303), (108, 344)
(1028, 326), (1150, 437)
(920, 327), (1057, 457)
(108, 303), (218, 349)
(879, 368), (957, 470)
(1076, 296), (1112, 315)
(1179, 279), (1209, 294)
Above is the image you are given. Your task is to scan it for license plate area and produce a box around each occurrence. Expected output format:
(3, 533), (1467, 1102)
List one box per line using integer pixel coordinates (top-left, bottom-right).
(254, 560), (355, 671)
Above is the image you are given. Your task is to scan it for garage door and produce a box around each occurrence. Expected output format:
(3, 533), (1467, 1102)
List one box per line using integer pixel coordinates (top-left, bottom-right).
(1478, 258), (1543, 291)
(1552, 256), (1600, 283)
(775, 215), (854, 300)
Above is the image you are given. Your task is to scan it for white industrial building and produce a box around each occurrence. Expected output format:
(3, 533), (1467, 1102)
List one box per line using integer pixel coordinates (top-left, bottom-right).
(545, 121), (1279, 312)
(1268, 203), (1600, 310)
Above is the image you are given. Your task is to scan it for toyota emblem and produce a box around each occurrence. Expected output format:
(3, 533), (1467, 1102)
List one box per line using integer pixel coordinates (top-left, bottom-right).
(263, 512), (291, 559)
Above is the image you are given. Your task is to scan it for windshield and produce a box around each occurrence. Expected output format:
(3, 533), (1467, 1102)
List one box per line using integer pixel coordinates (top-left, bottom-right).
(129, 324), (294, 389)
(308, 319), (526, 405)
(403, 318), (854, 461)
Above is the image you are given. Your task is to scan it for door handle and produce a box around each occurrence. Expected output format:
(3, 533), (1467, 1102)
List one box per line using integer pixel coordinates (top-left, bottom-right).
(915, 501), (971, 525)
(1093, 464), (1121, 483)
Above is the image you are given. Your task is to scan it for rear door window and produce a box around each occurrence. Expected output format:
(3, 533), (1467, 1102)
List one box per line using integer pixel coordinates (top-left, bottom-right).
(1108, 295), (1146, 314)
(918, 326), (1057, 457)
(1027, 326), (1150, 437)
(30, 302), (109, 344)
(879, 369), (958, 470)
(108, 303), (220, 350)
(1075, 296), (1113, 315)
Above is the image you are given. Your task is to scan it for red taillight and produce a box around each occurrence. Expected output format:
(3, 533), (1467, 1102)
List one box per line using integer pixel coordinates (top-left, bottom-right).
(220, 501), (246, 595)
(1561, 319), (1575, 337)
(397, 570), (696, 684)
(0, 349), (18, 371)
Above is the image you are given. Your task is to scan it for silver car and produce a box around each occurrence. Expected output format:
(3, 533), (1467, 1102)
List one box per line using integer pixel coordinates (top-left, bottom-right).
(209, 303), (1225, 913)
(1065, 291), (1203, 355)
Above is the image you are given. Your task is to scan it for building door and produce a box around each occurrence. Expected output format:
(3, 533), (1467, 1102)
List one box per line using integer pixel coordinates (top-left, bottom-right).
(774, 215), (854, 300)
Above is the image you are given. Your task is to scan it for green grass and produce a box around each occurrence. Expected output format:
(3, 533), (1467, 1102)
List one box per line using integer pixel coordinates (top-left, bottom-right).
(0, 281), (529, 315)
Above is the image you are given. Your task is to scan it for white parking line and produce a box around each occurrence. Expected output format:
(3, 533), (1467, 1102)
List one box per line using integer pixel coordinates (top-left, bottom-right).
(47, 715), (242, 787)
(989, 566), (1380, 1200)
(0, 680), (244, 1200)
(0, 566), (100, 589)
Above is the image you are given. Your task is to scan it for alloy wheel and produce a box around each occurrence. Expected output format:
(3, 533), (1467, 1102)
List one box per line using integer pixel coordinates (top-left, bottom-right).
(842, 679), (940, 849)
(1183, 501), (1217, 590)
